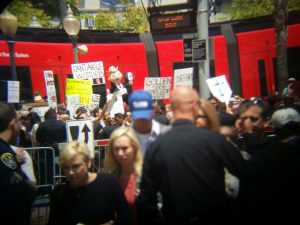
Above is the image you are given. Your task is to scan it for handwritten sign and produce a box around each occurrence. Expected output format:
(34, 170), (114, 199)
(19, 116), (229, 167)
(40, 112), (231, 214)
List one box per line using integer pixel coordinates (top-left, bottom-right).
(66, 94), (80, 119)
(7, 81), (20, 103)
(144, 77), (172, 99)
(206, 75), (232, 105)
(71, 61), (105, 84)
(66, 79), (93, 105)
(91, 94), (100, 109)
(44, 70), (57, 109)
(174, 68), (193, 88)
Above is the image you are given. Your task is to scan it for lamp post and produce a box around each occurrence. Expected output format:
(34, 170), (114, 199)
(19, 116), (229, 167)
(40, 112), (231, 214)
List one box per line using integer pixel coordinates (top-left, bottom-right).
(63, 5), (80, 64)
(0, 10), (18, 81)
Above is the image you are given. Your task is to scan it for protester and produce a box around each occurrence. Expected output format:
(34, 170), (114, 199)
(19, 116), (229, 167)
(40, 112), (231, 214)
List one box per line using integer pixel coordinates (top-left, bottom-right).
(36, 108), (66, 154)
(48, 140), (131, 225)
(0, 103), (36, 225)
(104, 126), (143, 225)
(195, 99), (220, 132)
(244, 108), (300, 223)
(137, 87), (250, 225)
(128, 90), (170, 156)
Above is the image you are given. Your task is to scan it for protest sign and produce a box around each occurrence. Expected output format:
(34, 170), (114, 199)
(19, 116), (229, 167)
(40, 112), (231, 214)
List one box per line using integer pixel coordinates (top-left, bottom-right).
(7, 81), (20, 103)
(66, 94), (80, 119)
(71, 61), (105, 84)
(174, 68), (193, 88)
(43, 70), (57, 109)
(91, 94), (100, 109)
(107, 91), (124, 116)
(144, 77), (172, 99)
(66, 79), (93, 105)
(206, 75), (232, 104)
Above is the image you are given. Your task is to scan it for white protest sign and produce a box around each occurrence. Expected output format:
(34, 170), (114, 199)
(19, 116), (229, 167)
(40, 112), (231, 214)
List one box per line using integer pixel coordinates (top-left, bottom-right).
(144, 77), (172, 99)
(66, 119), (94, 158)
(66, 95), (80, 119)
(174, 68), (193, 88)
(71, 61), (105, 84)
(107, 91), (124, 116)
(44, 70), (57, 109)
(206, 75), (232, 105)
(31, 106), (50, 122)
(91, 94), (100, 109)
(7, 81), (20, 103)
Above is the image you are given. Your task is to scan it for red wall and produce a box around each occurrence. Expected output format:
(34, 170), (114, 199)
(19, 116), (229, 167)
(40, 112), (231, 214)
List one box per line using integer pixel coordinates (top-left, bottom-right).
(0, 41), (148, 102)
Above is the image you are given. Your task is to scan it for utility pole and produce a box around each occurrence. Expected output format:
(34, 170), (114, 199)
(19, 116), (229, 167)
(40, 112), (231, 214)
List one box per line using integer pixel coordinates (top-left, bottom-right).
(197, 0), (210, 99)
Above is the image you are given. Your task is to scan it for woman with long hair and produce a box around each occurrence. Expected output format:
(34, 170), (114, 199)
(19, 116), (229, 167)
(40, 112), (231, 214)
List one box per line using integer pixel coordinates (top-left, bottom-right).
(104, 126), (143, 225)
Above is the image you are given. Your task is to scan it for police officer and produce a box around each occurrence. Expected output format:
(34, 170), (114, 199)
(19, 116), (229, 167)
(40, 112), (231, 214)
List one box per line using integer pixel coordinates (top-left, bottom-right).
(0, 103), (36, 225)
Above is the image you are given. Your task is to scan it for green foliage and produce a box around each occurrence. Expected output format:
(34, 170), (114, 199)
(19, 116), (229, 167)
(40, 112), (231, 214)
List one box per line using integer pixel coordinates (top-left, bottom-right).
(229, 0), (300, 19)
(94, 3), (149, 32)
(7, 0), (50, 27)
(30, 0), (79, 17)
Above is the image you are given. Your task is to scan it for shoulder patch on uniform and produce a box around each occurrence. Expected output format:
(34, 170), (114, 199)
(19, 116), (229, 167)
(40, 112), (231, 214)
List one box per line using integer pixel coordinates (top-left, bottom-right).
(1, 153), (17, 169)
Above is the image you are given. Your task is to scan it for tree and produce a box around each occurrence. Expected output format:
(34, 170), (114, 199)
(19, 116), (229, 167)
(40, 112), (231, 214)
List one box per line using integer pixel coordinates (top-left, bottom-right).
(7, 0), (50, 27)
(274, 0), (288, 92)
(6, 0), (79, 28)
(93, 2), (149, 32)
(229, 0), (300, 19)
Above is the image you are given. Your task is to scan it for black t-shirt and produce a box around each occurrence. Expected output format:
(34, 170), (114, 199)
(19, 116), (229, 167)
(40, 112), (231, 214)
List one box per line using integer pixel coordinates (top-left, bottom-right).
(137, 119), (250, 224)
(48, 173), (131, 225)
(0, 138), (35, 225)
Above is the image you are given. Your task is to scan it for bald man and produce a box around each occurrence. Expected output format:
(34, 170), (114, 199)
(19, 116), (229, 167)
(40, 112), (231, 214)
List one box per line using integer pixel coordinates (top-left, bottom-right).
(137, 87), (250, 225)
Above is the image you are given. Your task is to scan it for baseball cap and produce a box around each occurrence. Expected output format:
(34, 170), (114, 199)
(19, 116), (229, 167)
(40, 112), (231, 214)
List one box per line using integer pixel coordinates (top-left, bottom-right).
(271, 108), (300, 129)
(288, 77), (296, 82)
(128, 90), (153, 120)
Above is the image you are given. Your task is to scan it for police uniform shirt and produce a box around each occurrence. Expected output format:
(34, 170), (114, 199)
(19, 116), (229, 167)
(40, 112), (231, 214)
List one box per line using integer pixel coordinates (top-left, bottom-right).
(0, 138), (33, 225)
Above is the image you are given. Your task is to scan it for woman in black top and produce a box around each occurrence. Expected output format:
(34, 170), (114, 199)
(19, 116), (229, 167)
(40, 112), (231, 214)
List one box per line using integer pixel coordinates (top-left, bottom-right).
(48, 141), (131, 225)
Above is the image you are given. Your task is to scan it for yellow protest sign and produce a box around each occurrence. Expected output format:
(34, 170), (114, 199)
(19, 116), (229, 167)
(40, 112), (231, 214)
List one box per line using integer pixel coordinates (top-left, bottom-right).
(66, 79), (92, 105)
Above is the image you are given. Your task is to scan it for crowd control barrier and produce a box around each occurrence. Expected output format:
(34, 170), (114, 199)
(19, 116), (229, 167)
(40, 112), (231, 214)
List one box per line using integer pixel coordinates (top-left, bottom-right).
(25, 147), (56, 225)
(27, 140), (110, 225)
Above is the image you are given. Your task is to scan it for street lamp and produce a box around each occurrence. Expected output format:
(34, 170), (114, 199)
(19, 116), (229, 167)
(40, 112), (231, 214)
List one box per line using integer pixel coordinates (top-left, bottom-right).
(0, 10), (18, 81)
(63, 5), (80, 64)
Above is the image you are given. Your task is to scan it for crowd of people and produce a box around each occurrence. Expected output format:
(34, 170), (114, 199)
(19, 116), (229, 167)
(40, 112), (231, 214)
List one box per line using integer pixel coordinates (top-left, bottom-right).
(1, 86), (300, 225)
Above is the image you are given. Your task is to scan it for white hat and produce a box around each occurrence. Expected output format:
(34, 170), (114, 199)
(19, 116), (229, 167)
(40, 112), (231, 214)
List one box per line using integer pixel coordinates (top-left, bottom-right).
(107, 66), (119, 73)
(288, 77), (296, 82)
(271, 108), (300, 128)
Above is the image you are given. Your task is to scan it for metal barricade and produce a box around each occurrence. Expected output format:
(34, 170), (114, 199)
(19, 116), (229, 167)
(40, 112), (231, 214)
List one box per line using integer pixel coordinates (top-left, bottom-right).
(27, 140), (110, 225)
(58, 139), (110, 173)
(92, 139), (110, 172)
(25, 147), (56, 225)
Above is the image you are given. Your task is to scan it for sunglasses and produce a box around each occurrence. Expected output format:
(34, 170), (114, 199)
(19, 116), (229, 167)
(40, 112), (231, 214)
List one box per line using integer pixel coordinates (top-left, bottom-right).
(197, 114), (206, 119)
(240, 116), (260, 123)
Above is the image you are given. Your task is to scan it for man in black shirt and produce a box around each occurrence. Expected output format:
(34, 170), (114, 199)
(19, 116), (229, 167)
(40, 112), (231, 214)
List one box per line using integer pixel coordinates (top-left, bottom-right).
(0, 103), (36, 225)
(137, 87), (249, 225)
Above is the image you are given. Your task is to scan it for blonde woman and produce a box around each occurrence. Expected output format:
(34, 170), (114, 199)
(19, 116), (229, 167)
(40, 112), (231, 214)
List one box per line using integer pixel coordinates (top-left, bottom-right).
(48, 141), (131, 225)
(104, 127), (143, 225)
